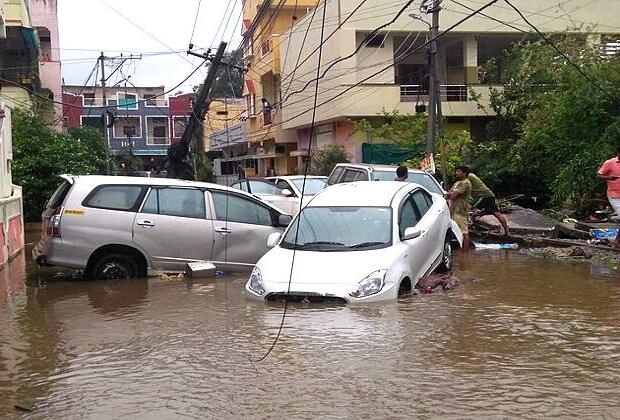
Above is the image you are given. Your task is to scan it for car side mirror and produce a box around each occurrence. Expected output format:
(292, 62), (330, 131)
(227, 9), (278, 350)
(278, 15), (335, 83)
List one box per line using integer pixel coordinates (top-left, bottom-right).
(278, 214), (292, 226)
(402, 227), (422, 241)
(267, 232), (282, 248)
(281, 188), (294, 197)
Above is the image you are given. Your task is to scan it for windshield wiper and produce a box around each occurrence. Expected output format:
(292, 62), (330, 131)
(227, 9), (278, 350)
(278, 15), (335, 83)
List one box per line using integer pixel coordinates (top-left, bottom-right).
(348, 241), (386, 249)
(282, 241), (345, 250)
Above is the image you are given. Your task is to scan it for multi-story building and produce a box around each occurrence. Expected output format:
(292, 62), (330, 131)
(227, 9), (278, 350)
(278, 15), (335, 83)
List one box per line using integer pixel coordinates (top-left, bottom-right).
(168, 92), (192, 146)
(0, 0), (34, 269)
(280, 0), (620, 164)
(63, 85), (173, 170)
(30, 0), (62, 127)
(211, 0), (319, 179)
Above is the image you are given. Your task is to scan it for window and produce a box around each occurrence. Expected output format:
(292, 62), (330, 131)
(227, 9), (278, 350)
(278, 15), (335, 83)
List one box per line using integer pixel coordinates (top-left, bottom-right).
(80, 116), (103, 130)
(246, 94), (256, 116)
(412, 190), (431, 218)
(408, 173), (443, 195)
(113, 116), (141, 138)
(327, 167), (345, 185)
(248, 180), (284, 195)
(85, 186), (143, 211)
(147, 116), (170, 145)
(83, 92), (95, 106)
(117, 92), (138, 110)
(211, 191), (273, 226)
(341, 169), (367, 183)
(366, 34), (385, 48)
(232, 181), (249, 192)
(141, 188), (206, 219)
(399, 197), (421, 238)
(144, 93), (158, 106)
(275, 180), (291, 191)
(291, 178), (327, 196)
(173, 116), (189, 138)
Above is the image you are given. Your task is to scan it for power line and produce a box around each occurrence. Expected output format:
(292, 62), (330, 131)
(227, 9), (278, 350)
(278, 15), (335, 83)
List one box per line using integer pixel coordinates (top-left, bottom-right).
(503, 0), (616, 101)
(250, 0), (329, 365)
(189, 0), (203, 46)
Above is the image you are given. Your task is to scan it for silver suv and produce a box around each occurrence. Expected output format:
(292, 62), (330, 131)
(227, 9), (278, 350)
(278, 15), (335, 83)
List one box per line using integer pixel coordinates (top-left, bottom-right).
(33, 175), (292, 280)
(326, 163), (444, 195)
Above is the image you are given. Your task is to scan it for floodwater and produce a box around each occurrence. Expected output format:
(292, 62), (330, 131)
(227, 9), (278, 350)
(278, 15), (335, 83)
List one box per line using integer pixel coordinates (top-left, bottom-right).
(1, 229), (620, 418)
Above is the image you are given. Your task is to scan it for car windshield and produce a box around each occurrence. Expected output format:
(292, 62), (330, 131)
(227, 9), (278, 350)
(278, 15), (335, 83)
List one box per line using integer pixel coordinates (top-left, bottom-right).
(291, 178), (327, 196)
(372, 170), (443, 194)
(281, 206), (392, 251)
(248, 180), (283, 195)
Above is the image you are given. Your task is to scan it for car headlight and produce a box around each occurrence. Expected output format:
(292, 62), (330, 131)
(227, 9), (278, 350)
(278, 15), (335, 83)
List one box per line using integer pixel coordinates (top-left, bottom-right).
(350, 269), (387, 298)
(248, 267), (265, 295)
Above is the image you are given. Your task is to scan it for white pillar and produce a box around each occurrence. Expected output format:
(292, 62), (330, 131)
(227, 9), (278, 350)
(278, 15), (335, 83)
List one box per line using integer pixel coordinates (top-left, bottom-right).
(463, 35), (478, 84)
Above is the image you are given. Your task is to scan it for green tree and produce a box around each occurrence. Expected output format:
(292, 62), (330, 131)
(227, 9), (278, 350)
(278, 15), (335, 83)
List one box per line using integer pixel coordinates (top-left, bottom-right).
(194, 52), (244, 98)
(474, 35), (620, 207)
(11, 109), (110, 220)
(310, 145), (350, 176)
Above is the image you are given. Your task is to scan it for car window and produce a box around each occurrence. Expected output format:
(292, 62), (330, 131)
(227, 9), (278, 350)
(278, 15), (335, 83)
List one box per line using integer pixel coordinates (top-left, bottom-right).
(291, 178), (327, 196)
(408, 173), (443, 195)
(372, 170), (398, 181)
(327, 166), (345, 185)
(411, 190), (431, 218)
(141, 188), (206, 219)
(47, 179), (72, 209)
(399, 196), (421, 238)
(275, 180), (291, 191)
(231, 181), (247, 192)
(85, 185), (143, 211)
(248, 180), (284, 195)
(211, 191), (273, 226)
(341, 169), (367, 182)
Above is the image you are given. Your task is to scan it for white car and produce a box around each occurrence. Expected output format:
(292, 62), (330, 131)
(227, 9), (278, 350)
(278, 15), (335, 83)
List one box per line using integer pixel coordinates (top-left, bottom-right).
(231, 176), (327, 215)
(245, 181), (463, 303)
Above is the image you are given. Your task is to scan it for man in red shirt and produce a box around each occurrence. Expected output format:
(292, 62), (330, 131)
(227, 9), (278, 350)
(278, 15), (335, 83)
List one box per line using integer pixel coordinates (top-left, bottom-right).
(597, 144), (620, 251)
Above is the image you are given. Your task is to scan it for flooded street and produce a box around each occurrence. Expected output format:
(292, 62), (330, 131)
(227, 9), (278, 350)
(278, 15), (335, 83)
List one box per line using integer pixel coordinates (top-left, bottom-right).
(1, 230), (620, 418)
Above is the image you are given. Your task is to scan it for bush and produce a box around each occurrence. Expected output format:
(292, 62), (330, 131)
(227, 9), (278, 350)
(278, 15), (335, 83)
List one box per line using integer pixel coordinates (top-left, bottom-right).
(309, 145), (350, 176)
(11, 109), (110, 220)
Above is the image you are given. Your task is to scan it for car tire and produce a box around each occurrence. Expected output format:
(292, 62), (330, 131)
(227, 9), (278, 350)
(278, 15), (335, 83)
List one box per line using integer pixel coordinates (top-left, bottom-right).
(89, 253), (140, 280)
(435, 235), (453, 274)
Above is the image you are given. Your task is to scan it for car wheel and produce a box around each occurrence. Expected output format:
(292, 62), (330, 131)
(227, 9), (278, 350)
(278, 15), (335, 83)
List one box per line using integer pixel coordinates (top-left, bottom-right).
(435, 236), (453, 274)
(90, 253), (139, 280)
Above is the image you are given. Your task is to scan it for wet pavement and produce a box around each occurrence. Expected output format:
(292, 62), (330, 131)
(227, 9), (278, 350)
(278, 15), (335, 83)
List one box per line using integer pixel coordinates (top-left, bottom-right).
(1, 229), (620, 418)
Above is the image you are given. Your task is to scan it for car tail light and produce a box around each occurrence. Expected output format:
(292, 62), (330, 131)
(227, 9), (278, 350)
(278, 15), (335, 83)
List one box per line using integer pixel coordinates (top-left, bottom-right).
(45, 207), (64, 238)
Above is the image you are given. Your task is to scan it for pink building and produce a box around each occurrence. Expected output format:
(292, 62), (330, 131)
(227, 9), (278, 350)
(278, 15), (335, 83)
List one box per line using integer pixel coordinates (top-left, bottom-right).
(30, 0), (62, 129)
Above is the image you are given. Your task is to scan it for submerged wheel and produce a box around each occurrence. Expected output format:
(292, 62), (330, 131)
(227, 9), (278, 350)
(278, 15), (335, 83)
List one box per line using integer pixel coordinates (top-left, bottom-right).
(89, 253), (140, 280)
(435, 236), (453, 274)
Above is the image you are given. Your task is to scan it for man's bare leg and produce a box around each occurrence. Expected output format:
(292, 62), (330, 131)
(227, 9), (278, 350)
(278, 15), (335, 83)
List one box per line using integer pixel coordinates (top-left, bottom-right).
(493, 211), (510, 236)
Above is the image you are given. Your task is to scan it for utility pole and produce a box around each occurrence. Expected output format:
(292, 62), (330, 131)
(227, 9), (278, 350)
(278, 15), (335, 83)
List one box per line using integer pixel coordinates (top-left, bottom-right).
(99, 52), (108, 145)
(425, 0), (440, 156)
(167, 41), (227, 180)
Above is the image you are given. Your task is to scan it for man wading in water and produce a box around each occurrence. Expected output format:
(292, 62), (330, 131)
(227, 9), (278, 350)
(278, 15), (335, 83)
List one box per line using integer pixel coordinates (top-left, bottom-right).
(597, 144), (620, 251)
(445, 166), (472, 251)
(466, 167), (510, 236)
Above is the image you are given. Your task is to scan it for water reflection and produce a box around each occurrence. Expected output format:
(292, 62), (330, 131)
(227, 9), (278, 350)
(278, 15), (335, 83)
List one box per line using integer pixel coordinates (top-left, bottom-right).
(0, 237), (619, 417)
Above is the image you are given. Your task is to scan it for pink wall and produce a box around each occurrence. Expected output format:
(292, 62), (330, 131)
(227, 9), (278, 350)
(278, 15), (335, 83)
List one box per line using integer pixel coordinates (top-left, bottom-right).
(30, 0), (62, 127)
(295, 119), (362, 163)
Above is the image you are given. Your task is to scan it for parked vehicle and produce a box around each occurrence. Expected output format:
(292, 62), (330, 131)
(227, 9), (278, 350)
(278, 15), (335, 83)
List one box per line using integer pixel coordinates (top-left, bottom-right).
(327, 163), (444, 195)
(231, 176), (327, 214)
(34, 175), (292, 280)
(245, 181), (463, 303)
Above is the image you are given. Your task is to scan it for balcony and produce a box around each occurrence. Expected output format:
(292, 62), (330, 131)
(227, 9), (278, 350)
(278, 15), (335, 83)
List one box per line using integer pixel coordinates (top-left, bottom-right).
(400, 84), (469, 102)
(253, 34), (280, 76)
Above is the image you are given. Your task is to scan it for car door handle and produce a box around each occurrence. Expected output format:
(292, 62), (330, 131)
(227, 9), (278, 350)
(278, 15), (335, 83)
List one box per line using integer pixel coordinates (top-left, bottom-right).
(421, 230), (429, 238)
(137, 220), (155, 228)
(215, 227), (232, 235)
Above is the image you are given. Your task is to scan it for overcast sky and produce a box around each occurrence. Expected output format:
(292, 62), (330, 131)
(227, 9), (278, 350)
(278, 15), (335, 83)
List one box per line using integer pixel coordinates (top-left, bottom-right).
(58, 0), (242, 95)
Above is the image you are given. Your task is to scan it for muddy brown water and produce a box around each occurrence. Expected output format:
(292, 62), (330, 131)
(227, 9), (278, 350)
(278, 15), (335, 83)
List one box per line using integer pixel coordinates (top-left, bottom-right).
(1, 229), (619, 418)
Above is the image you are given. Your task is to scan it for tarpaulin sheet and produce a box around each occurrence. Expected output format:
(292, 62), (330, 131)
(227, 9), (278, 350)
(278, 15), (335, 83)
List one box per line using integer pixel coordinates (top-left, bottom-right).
(361, 143), (425, 165)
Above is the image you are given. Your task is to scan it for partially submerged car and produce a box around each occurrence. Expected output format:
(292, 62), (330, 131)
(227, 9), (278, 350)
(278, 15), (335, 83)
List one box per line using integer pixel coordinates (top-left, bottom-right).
(34, 175), (292, 280)
(231, 176), (327, 215)
(327, 163), (444, 195)
(245, 181), (463, 303)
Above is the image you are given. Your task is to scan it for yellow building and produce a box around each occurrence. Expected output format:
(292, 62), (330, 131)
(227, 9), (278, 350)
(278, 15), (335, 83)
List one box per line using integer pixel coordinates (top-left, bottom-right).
(204, 98), (245, 151)
(239, 0), (320, 177)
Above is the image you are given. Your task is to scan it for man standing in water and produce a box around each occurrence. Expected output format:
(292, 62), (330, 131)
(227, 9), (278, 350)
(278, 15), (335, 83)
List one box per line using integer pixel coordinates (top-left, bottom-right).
(597, 144), (620, 251)
(466, 168), (510, 236)
(445, 166), (472, 251)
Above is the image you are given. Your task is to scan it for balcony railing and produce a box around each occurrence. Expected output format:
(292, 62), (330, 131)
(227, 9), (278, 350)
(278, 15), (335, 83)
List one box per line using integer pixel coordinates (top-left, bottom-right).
(147, 137), (169, 146)
(400, 84), (469, 102)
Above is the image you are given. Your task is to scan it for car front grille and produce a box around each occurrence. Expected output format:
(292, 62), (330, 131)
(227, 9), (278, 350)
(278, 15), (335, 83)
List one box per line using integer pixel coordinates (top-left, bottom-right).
(265, 292), (347, 304)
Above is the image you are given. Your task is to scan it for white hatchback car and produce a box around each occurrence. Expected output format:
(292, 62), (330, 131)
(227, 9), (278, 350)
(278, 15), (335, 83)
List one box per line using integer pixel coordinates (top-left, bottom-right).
(245, 181), (463, 303)
(231, 176), (327, 215)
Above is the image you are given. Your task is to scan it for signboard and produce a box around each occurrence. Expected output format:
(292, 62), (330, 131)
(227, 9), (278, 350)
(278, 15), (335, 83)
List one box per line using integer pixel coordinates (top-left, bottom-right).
(420, 154), (436, 174)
